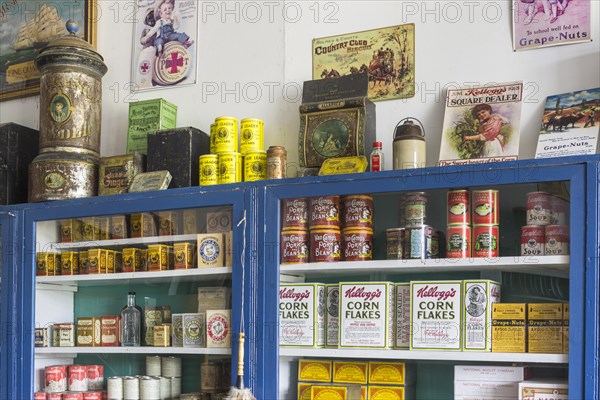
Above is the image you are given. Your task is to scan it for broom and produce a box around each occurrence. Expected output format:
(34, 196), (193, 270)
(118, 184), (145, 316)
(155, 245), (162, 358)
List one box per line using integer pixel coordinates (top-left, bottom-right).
(226, 211), (256, 400)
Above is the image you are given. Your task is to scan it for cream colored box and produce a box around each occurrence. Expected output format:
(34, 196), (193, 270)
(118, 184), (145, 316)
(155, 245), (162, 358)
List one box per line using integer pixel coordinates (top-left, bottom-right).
(339, 282), (395, 349)
(224, 231), (233, 267)
(326, 284), (340, 347)
(197, 233), (225, 267)
(410, 280), (462, 350)
(333, 361), (368, 384)
(518, 380), (568, 400)
(206, 309), (231, 348)
(395, 283), (410, 349)
(207, 209), (232, 233)
(171, 313), (183, 347)
(298, 359), (332, 382)
(463, 279), (501, 351)
(279, 283), (326, 347)
(528, 303), (563, 354)
(76, 317), (98, 347)
(198, 287), (231, 314)
(454, 380), (519, 398)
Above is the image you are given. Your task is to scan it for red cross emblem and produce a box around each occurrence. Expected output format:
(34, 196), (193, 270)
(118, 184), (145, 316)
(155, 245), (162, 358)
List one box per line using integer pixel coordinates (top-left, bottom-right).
(165, 52), (184, 74)
(140, 61), (150, 74)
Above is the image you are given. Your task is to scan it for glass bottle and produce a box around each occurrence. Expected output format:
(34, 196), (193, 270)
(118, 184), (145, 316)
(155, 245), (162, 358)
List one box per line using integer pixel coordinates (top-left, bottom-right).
(121, 292), (141, 346)
(370, 141), (384, 172)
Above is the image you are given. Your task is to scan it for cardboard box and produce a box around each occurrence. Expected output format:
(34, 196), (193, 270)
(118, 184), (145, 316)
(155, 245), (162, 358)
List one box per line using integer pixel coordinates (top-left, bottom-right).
(368, 362), (408, 385)
(110, 215), (128, 239)
(279, 283), (326, 347)
(454, 380), (519, 398)
(339, 282), (395, 349)
(326, 284), (340, 347)
(171, 313), (184, 347)
(87, 249), (108, 274)
(81, 217), (95, 241)
(183, 209), (198, 234)
(298, 383), (311, 400)
(492, 303), (527, 353)
(94, 216), (110, 240)
(224, 231), (233, 267)
(122, 248), (145, 272)
(183, 313), (206, 348)
(157, 210), (180, 236)
(368, 385), (409, 400)
(311, 386), (348, 400)
(147, 244), (174, 271)
(207, 209), (233, 233)
(198, 287), (231, 314)
(100, 316), (120, 346)
(36, 252), (58, 276)
(130, 212), (156, 238)
(76, 317), (99, 347)
(58, 323), (75, 347)
(454, 365), (530, 382)
(79, 251), (89, 275)
(153, 325), (171, 347)
(395, 283), (410, 349)
(106, 250), (122, 273)
(333, 361), (368, 384)
(206, 309), (231, 348)
(127, 98), (177, 155)
(59, 219), (83, 242)
(298, 359), (332, 382)
(528, 303), (563, 354)
(463, 280), (501, 351)
(174, 242), (196, 269)
(144, 306), (170, 346)
(518, 380), (568, 400)
(197, 233), (225, 267)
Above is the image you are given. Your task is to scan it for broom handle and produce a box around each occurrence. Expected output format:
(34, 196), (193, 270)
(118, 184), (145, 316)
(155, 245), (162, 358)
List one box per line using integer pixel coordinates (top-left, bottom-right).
(236, 332), (245, 388)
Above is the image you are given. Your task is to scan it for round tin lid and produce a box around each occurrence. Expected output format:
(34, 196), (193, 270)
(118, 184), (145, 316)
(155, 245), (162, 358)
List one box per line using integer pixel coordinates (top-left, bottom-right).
(43, 20), (96, 52)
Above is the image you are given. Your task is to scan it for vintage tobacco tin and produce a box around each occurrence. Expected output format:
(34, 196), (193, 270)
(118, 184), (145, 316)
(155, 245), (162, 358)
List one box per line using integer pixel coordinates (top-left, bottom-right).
(99, 152), (146, 196)
(318, 156), (368, 176)
(199, 154), (219, 186)
(127, 98), (177, 155)
(128, 170), (172, 192)
(174, 242), (196, 269)
(240, 118), (264, 153)
(213, 117), (239, 154)
(60, 219), (83, 243)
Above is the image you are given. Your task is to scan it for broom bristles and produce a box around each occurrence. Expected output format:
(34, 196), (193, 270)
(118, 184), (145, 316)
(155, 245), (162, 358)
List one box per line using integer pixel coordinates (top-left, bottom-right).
(226, 387), (256, 400)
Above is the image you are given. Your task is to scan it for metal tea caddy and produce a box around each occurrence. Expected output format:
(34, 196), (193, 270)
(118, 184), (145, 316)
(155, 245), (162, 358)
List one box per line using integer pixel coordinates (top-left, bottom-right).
(29, 21), (108, 202)
(393, 117), (426, 170)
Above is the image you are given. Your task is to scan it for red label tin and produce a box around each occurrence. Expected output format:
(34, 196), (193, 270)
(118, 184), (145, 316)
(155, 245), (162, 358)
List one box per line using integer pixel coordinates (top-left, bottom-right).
(342, 228), (373, 261)
(310, 229), (341, 263)
(45, 365), (68, 393)
(446, 225), (471, 258)
(86, 365), (104, 390)
(526, 191), (552, 226)
(342, 195), (373, 228)
(68, 365), (88, 391)
(34, 393), (47, 400)
(280, 229), (309, 264)
(447, 189), (470, 225)
(47, 394), (62, 400)
(520, 225), (545, 256)
(550, 195), (569, 225)
(473, 225), (499, 258)
(281, 198), (308, 229)
(62, 393), (84, 400)
(472, 190), (499, 225)
(309, 196), (340, 229)
(83, 392), (103, 400)
(545, 225), (569, 255)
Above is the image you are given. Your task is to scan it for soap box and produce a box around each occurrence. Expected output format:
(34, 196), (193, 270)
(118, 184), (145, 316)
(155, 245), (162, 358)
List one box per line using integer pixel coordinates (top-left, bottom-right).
(279, 283), (326, 347)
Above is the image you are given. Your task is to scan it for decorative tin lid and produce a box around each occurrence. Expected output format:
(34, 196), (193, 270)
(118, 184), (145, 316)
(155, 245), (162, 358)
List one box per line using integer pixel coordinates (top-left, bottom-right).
(43, 20), (96, 51)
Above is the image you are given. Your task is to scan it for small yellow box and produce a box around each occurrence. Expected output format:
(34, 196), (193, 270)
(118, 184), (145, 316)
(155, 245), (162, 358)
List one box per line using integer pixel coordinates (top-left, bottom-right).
(94, 216), (110, 240)
(492, 303), (527, 353)
(528, 303), (563, 354)
(298, 383), (311, 400)
(79, 250), (88, 274)
(368, 362), (406, 385)
(311, 386), (347, 400)
(174, 242), (196, 269)
(76, 317), (100, 347)
(563, 303), (569, 354)
(36, 252), (58, 276)
(130, 213), (156, 238)
(106, 250), (122, 273)
(87, 249), (108, 274)
(368, 385), (406, 400)
(333, 361), (368, 385)
(81, 217), (95, 241)
(158, 211), (180, 236)
(60, 251), (80, 275)
(147, 244), (174, 271)
(122, 248), (144, 272)
(154, 324), (171, 347)
(59, 219), (82, 242)
(298, 359), (332, 382)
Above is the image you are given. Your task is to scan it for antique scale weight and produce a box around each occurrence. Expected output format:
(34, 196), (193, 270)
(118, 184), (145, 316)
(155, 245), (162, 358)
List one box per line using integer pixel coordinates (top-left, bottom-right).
(29, 21), (108, 202)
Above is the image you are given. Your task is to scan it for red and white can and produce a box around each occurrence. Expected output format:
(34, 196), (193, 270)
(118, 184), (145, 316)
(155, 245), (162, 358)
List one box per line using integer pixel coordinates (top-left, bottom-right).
(62, 393), (83, 400)
(309, 196), (341, 229)
(82, 392), (103, 400)
(280, 229), (309, 264)
(520, 225), (545, 256)
(47, 394), (62, 400)
(86, 365), (104, 390)
(526, 191), (552, 226)
(281, 198), (308, 229)
(34, 393), (47, 400)
(472, 190), (499, 225)
(473, 225), (499, 258)
(342, 195), (373, 228)
(447, 189), (470, 225)
(342, 228), (373, 261)
(545, 225), (570, 255)
(551, 195), (569, 225)
(446, 225), (471, 258)
(45, 365), (68, 393)
(68, 365), (88, 391)
(310, 228), (341, 263)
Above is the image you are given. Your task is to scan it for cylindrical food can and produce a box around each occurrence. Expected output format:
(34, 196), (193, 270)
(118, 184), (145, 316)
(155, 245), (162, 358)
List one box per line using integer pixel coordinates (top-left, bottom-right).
(404, 192), (428, 227)
(199, 154), (219, 186)
(213, 117), (238, 154)
(209, 123), (216, 154)
(200, 362), (220, 391)
(86, 365), (104, 390)
(266, 146), (287, 179)
(309, 196), (341, 229)
(281, 198), (308, 229)
(46, 365), (68, 393)
(146, 355), (161, 376)
(446, 225), (471, 258)
(526, 191), (552, 226)
(158, 377), (170, 400)
(107, 377), (123, 399)
(68, 365), (88, 391)
(243, 150), (267, 182)
(310, 228), (341, 263)
(520, 225), (545, 256)
(48, 394), (62, 400)
(62, 393), (83, 400)
(342, 228), (373, 261)
(447, 189), (470, 225)
(386, 228), (405, 259)
(218, 152), (242, 184)
(82, 392), (102, 400)
(342, 195), (373, 228)
(473, 225), (499, 258)
(545, 225), (569, 255)
(240, 118), (264, 153)
(34, 393), (47, 400)
(140, 377), (160, 400)
(280, 229), (309, 264)
(550, 195), (569, 225)
(169, 377), (182, 399)
(161, 356), (182, 378)
(472, 190), (499, 225)
(405, 225), (436, 259)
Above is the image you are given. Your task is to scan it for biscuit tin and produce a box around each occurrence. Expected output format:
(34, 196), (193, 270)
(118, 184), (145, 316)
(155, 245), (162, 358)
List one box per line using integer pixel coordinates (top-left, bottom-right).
(298, 359), (332, 382)
(101, 316), (120, 346)
(318, 156), (368, 176)
(492, 303), (527, 353)
(99, 152), (146, 196)
(326, 284), (340, 347)
(395, 283), (410, 349)
(279, 283), (326, 347)
(528, 303), (563, 354)
(197, 233), (225, 267)
(463, 280), (501, 351)
(128, 170), (172, 192)
(206, 309), (231, 348)
(183, 313), (206, 348)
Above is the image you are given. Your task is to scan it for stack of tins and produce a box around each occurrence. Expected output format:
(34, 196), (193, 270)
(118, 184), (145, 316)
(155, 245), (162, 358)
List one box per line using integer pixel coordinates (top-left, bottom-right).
(521, 192), (569, 257)
(471, 190), (500, 257)
(446, 189), (471, 258)
(199, 117), (265, 185)
(35, 364), (104, 399)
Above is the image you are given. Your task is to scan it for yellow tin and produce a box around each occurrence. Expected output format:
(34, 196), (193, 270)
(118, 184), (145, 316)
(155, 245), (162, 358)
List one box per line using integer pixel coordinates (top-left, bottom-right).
(243, 150), (267, 182)
(218, 152), (242, 184)
(174, 242), (196, 269)
(36, 252), (58, 276)
(147, 244), (174, 271)
(87, 249), (108, 274)
(60, 251), (80, 275)
(214, 116), (238, 154)
(153, 325), (171, 347)
(60, 219), (83, 243)
(210, 123), (216, 153)
(240, 118), (264, 154)
(106, 250), (122, 273)
(122, 248), (144, 272)
(199, 154), (219, 186)
(79, 250), (89, 274)
(81, 217), (95, 241)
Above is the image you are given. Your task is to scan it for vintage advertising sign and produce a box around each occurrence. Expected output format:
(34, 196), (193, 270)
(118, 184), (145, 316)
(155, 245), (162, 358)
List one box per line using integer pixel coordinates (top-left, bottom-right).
(439, 82), (523, 166)
(535, 87), (600, 158)
(132, 0), (197, 91)
(312, 24), (415, 102)
(513, 0), (591, 51)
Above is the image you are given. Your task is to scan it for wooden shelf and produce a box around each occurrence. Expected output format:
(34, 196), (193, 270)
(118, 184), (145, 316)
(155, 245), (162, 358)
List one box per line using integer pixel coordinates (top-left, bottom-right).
(36, 346), (231, 358)
(46, 234), (198, 251)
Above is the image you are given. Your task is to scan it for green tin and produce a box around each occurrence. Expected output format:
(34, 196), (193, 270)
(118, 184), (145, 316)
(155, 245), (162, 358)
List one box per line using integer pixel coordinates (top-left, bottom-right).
(126, 98), (177, 155)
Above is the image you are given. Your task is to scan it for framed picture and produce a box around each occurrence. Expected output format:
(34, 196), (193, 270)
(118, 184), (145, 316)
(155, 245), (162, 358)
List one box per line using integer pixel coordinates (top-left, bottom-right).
(131, 0), (198, 91)
(0, 0), (98, 101)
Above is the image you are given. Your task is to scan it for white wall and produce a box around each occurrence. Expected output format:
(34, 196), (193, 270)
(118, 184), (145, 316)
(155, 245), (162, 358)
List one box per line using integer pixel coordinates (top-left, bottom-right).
(1, 0), (599, 171)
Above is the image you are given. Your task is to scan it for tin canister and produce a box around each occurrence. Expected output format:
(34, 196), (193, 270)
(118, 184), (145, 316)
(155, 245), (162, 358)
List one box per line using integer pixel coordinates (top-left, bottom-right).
(123, 377), (140, 400)
(280, 228), (309, 264)
(473, 225), (499, 257)
(82, 391), (102, 400)
(545, 225), (569, 255)
(86, 365), (104, 390)
(240, 118), (264, 153)
(62, 393), (83, 400)
(527, 191), (552, 226)
(107, 377), (123, 399)
(403, 192), (428, 227)
(446, 225), (471, 258)
(209, 123), (216, 153)
(214, 117), (238, 153)
(140, 377), (161, 399)
(161, 356), (182, 377)
(309, 196), (341, 229)
(386, 228), (405, 259)
(28, 151), (99, 202)
(550, 195), (569, 225)
(266, 145), (287, 179)
(218, 152), (242, 184)
(310, 228), (341, 263)
(147, 355), (162, 376)
(34, 393), (47, 400)
(447, 189), (470, 225)
(45, 365), (68, 393)
(243, 150), (267, 182)
(47, 394), (62, 400)
(472, 190), (499, 225)
(521, 225), (545, 256)
(200, 362), (220, 391)
(281, 198), (309, 229)
(342, 195), (373, 228)
(199, 154), (219, 186)
(67, 365), (88, 391)
(342, 228), (373, 261)
(405, 225), (436, 259)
